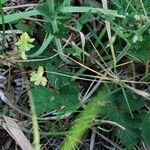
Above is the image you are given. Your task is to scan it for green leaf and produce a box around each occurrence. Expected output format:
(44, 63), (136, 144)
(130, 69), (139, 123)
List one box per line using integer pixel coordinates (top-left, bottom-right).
(116, 90), (145, 112)
(68, 43), (82, 60)
(52, 0), (64, 12)
(31, 83), (80, 116)
(61, 7), (124, 18)
(101, 88), (145, 148)
(46, 64), (71, 89)
(31, 86), (52, 116)
(112, 26), (130, 44)
(115, 113), (142, 148)
(15, 22), (35, 35)
(28, 33), (54, 57)
(117, 128), (139, 148)
(0, 48), (4, 55)
(1, 0), (8, 4)
(36, 3), (50, 18)
(37, 1), (64, 20)
(101, 89), (145, 115)
(76, 10), (92, 31)
(144, 0), (150, 12)
(57, 82), (80, 114)
(0, 6), (123, 25)
(54, 23), (69, 38)
(112, 0), (127, 14)
(142, 113), (150, 145)
(0, 9), (40, 24)
(128, 35), (150, 62)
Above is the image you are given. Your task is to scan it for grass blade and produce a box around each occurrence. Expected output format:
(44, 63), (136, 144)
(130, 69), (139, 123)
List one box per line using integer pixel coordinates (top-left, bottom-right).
(0, 1), (5, 51)
(62, 6), (125, 18)
(28, 33), (54, 57)
(0, 9), (40, 24)
(0, 6), (125, 25)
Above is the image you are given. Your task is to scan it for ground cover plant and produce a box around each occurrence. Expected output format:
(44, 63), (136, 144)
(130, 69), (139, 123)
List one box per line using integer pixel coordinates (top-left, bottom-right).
(0, 0), (150, 149)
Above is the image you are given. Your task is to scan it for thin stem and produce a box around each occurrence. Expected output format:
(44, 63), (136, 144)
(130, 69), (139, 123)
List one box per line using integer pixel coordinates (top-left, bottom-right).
(3, 4), (39, 10)
(146, 61), (149, 76)
(132, 61), (136, 88)
(139, 0), (148, 21)
(0, 1), (5, 51)
(53, 18), (71, 64)
(102, 0), (116, 68)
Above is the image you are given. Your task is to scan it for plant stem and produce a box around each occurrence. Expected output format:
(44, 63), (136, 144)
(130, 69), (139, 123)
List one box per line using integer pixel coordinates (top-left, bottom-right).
(132, 61), (136, 88)
(0, 1), (5, 51)
(102, 0), (116, 68)
(48, 0), (71, 64)
(146, 61), (149, 76)
(28, 91), (41, 150)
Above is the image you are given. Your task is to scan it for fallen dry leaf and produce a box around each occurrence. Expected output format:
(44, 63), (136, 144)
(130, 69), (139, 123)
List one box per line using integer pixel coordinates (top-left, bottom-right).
(2, 116), (33, 150)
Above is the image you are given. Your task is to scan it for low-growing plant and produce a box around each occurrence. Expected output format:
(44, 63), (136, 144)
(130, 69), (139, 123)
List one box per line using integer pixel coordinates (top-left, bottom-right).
(0, 0), (150, 150)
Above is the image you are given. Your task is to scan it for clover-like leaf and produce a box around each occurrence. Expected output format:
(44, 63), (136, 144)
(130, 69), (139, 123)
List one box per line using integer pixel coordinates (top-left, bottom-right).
(15, 32), (35, 59)
(30, 66), (47, 86)
(142, 113), (150, 145)
(31, 82), (80, 116)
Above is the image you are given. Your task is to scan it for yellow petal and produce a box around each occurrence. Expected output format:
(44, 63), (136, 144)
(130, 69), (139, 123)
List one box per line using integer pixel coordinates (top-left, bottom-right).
(21, 52), (27, 59)
(21, 32), (30, 41)
(37, 66), (44, 77)
(40, 77), (47, 86)
(30, 66), (47, 86)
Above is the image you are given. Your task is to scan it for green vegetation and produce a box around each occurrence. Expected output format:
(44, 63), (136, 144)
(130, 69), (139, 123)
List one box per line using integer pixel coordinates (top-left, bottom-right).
(0, 0), (150, 149)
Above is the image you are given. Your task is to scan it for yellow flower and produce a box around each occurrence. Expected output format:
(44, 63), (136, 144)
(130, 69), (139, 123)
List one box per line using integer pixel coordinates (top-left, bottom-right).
(15, 32), (35, 59)
(30, 66), (48, 86)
